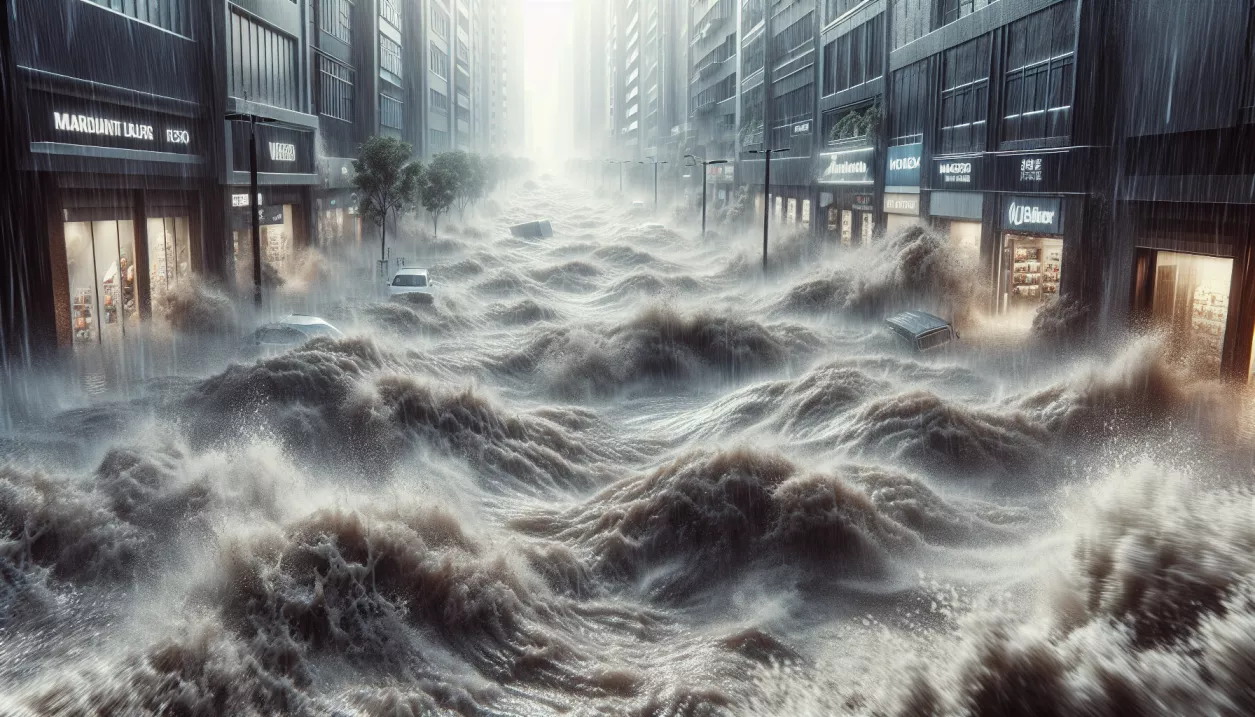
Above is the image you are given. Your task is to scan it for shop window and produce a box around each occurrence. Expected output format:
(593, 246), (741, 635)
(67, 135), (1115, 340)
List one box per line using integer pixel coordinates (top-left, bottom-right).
(146, 215), (191, 308)
(1000, 234), (1062, 315)
(1151, 251), (1232, 376)
(940, 34), (991, 154)
(64, 219), (139, 345)
(233, 204), (295, 287)
(1001, 0), (1076, 144)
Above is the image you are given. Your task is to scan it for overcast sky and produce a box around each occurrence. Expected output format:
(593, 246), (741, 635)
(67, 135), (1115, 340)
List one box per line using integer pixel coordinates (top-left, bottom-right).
(522, 0), (574, 164)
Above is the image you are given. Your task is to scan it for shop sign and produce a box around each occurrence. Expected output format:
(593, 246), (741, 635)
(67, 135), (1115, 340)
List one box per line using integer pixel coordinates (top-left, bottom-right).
(231, 193), (263, 207)
(886, 143), (922, 187)
(1018, 156), (1044, 183)
(818, 147), (874, 185)
(230, 205), (286, 230)
(29, 92), (197, 155)
(793, 121), (811, 135)
(231, 121), (314, 174)
(884, 193), (920, 215)
(706, 163), (735, 182)
(1002, 196), (1063, 234)
(934, 156), (982, 187)
(852, 193), (874, 212)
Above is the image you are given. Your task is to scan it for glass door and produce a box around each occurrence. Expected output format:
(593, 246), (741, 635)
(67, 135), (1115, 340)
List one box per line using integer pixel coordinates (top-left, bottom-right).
(63, 219), (138, 345)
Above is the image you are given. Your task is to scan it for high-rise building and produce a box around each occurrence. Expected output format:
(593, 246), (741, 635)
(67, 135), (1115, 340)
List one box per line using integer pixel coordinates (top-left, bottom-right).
(573, 0), (608, 157)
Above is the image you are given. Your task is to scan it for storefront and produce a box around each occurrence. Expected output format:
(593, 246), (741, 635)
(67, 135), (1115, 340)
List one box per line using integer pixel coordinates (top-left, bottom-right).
(884, 143), (922, 236)
(706, 163), (736, 209)
(22, 90), (208, 348)
(316, 157), (362, 248)
(997, 195), (1065, 317)
(225, 120), (317, 290)
(928, 156), (986, 257)
(818, 146), (876, 246)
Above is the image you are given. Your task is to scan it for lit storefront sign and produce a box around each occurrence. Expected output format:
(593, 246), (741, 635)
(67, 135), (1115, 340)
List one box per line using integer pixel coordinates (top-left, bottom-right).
(818, 147), (874, 185)
(886, 143), (922, 187)
(1002, 195), (1064, 234)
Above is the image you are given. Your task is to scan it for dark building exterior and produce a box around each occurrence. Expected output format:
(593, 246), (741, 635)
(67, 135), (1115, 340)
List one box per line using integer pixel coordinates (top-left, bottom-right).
(1, 0), (217, 360)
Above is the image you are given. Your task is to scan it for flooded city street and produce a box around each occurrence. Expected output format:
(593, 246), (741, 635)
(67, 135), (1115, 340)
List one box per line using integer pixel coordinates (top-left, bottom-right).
(3, 178), (1254, 716)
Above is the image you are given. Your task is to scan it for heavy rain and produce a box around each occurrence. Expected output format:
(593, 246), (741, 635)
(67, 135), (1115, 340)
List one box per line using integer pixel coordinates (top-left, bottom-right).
(2, 0), (1255, 715)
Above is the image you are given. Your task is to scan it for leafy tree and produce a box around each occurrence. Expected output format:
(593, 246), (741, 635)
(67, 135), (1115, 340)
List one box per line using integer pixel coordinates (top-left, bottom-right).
(353, 136), (424, 263)
(421, 159), (458, 238)
(465, 154), (489, 210)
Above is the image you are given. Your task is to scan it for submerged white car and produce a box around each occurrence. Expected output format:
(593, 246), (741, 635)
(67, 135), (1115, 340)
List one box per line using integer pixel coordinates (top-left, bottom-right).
(244, 314), (344, 355)
(389, 267), (432, 296)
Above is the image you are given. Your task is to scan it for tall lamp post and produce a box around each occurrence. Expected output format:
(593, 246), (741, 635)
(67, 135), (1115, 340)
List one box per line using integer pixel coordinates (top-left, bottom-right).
(685, 154), (728, 236)
(747, 147), (790, 269)
(606, 159), (627, 193)
(638, 158), (668, 211)
(225, 111), (277, 308)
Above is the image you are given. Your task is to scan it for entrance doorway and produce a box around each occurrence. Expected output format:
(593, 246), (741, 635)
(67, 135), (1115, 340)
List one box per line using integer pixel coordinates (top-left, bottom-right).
(1149, 251), (1232, 376)
(146, 214), (192, 308)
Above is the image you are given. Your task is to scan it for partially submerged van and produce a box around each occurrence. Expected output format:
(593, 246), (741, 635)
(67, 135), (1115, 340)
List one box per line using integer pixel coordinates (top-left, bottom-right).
(885, 310), (959, 353)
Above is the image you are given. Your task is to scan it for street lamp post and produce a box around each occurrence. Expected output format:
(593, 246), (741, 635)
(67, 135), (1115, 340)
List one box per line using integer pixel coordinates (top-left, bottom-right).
(639, 158), (668, 211)
(748, 148), (790, 270)
(226, 111), (277, 308)
(685, 154), (728, 236)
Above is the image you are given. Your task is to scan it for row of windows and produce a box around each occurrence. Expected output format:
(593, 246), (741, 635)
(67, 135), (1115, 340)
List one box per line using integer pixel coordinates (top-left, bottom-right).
(380, 0), (400, 28)
(431, 89), (449, 113)
(318, 54), (354, 122)
(457, 39), (470, 66)
(229, 10), (299, 111)
(430, 43), (449, 78)
(380, 93), (403, 129)
(825, 0), (864, 24)
(380, 36), (402, 79)
(893, 0), (1076, 149)
(822, 13), (883, 96)
(85, 0), (192, 37)
(743, 35), (764, 77)
(942, 0), (998, 26)
(773, 11), (814, 57)
(319, 0), (351, 44)
(893, 0), (1006, 49)
(432, 5), (450, 39)
(694, 73), (736, 108)
(773, 82), (814, 125)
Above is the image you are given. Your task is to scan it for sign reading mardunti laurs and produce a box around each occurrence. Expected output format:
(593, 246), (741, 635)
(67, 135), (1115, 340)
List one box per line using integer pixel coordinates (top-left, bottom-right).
(230, 121), (314, 174)
(27, 91), (197, 155)
(886, 143), (922, 187)
(933, 156), (983, 188)
(818, 147), (874, 185)
(1002, 195), (1064, 235)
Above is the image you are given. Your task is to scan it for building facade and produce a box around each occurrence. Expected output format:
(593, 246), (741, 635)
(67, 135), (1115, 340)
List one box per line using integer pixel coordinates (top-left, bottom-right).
(0, 0), (522, 367)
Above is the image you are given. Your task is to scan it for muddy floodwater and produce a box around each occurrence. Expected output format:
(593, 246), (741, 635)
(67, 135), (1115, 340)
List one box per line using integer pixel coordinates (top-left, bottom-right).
(2, 178), (1254, 716)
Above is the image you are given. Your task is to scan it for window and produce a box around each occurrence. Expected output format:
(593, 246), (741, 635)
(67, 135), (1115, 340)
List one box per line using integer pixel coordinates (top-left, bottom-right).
(429, 127), (448, 151)
(457, 39), (470, 66)
(889, 58), (928, 145)
(319, 0), (352, 43)
(458, 11), (470, 31)
(432, 5), (450, 39)
(381, 36), (403, 79)
(891, 0), (930, 49)
(430, 43), (449, 78)
(939, 34), (990, 153)
(942, 0), (998, 26)
(773, 83), (814, 125)
(430, 88), (449, 113)
(773, 12), (814, 56)
(380, 93), (403, 129)
(742, 0), (763, 31)
(1002, 0), (1076, 143)
(823, 14), (883, 95)
(318, 55), (354, 122)
(823, 103), (876, 146)
(825, 0), (864, 23)
(380, 0), (400, 28)
(743, 35), (764, 77)
(229, 11), (299, 110)
(85, 0), (192, 37)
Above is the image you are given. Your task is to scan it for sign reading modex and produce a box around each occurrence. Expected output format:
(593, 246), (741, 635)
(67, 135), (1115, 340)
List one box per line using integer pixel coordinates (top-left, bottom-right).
(818, 147), (874, 185)
(885, 143), (922, 187)
(1002, 196), (1063, 234)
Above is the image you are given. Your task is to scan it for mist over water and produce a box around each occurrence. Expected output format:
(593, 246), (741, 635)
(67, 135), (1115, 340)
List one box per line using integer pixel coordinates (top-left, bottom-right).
(3, 177), (1254, 716)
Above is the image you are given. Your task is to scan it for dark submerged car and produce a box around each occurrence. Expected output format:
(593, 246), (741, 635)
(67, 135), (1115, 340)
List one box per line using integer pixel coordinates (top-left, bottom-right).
(885, 310), (959, 353)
